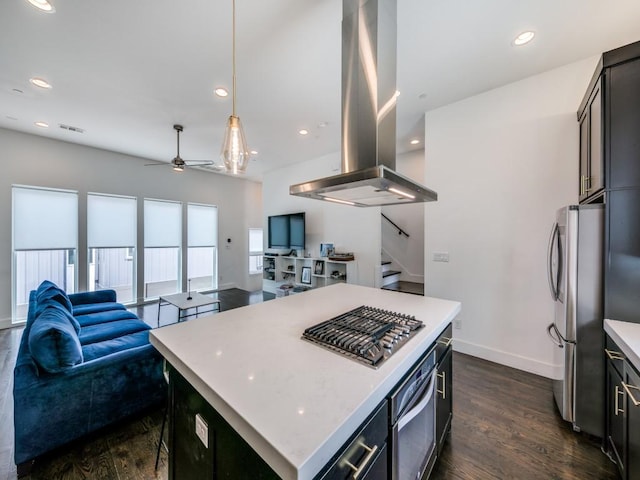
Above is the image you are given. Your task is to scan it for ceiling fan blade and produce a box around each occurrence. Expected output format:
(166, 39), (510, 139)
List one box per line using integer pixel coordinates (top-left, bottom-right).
(144, 162), (171, 167)
(184, 160), (216, 165)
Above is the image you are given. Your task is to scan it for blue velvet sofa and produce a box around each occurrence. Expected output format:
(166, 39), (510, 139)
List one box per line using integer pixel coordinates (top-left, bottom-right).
(13, 281), (166, 474)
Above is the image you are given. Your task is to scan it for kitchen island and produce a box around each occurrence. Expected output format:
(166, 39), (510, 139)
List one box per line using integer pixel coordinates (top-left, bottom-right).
(150, 283), (461, 479)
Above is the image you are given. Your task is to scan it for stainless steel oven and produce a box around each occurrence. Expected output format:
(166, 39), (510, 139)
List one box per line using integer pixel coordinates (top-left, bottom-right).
(389, 347), (437, 480)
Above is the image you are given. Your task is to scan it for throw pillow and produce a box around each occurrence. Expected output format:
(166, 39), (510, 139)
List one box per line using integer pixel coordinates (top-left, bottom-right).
(29, 305), (83, 373)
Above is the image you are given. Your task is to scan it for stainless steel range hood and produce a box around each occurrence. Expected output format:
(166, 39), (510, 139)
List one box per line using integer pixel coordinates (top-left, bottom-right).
(289, 0), (437, 207)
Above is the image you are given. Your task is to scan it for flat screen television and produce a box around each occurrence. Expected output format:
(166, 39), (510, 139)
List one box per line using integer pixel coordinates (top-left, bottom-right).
(268, 212), (305, 250)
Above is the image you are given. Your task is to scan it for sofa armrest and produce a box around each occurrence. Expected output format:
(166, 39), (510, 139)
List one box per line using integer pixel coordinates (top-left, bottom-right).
(14, 343), (165, 465)
(68, 290), (117, 306)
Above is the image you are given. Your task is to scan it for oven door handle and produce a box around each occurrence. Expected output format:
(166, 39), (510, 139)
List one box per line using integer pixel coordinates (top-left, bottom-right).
(397, 370), (436, 432)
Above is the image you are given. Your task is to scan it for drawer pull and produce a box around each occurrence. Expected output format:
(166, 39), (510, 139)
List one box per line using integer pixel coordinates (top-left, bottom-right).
(615, 385), (625, 415)
(343, 442), (378, 479)
(437, 371), (446, 399)
(438, 337), (453, 348)
(623, 382), (640, 407)
(605, 349), (625, 361)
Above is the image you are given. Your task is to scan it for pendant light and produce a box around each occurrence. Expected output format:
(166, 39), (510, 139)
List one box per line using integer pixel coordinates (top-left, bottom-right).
(220, 0), (250, 175)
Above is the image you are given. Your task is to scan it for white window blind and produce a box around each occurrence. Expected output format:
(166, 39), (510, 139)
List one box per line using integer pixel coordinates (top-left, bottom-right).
(188, 203), (218, 247)
(144, 199), (182, 247)
(13, 186), (78, 250)
(249, 228), (263, 254)
(87, 193), (136, 248)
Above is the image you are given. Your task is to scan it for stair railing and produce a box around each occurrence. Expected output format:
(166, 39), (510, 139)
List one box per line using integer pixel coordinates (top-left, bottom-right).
(381, 213), (409, 238)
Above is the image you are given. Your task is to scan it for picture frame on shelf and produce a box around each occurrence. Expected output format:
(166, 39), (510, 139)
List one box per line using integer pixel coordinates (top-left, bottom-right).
(301, 267), (312, 284)
(320, 243), (334, 257)
(314, 260), (324, 275)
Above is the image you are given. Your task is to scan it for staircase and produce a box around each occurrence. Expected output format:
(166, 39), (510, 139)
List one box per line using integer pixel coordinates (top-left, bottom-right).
(381, 261), (401, 287)
(380, 260), (424, 296)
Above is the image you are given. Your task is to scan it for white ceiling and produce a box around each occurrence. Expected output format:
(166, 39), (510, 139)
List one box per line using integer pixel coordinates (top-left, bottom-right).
(1, 0), (640, 181)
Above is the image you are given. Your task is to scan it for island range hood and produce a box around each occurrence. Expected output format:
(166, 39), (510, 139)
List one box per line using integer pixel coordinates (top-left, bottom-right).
(289, 0), (437, 207)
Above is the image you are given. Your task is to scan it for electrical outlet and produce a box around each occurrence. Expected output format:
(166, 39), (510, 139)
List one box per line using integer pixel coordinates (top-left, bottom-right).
(195, 413), (208, 448)
(454, 316), (462, 330)
(433, 252), (449, 262)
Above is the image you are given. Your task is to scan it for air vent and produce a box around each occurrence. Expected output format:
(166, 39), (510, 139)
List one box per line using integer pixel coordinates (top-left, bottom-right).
(58, 124), (85, 133)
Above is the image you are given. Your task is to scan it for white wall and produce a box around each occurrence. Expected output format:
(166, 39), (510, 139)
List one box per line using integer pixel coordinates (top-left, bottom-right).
(382, 150), (426, 283)
(0, 127), (262, 327)
(424, 56), (600, 378)
(262, 152), (381, 287)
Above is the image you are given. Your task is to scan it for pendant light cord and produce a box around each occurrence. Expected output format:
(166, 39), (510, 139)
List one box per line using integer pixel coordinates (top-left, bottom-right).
(232, 0), (237, 117)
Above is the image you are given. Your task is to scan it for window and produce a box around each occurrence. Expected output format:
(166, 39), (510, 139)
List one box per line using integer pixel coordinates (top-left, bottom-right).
(87, 193), (137, 303)
(144, 199), (181, 298)
(12, 186), (78, 322)
(249, 228), (263, 275)
(187, 203), (218, 292)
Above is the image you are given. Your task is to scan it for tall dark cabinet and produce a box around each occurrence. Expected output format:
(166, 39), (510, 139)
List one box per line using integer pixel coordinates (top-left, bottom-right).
(578, 40), (640, 323)
(584, 39), (640, 479)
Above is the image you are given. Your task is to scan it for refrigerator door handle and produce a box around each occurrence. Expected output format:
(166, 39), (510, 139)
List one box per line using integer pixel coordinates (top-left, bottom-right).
(547, 323), (573, 348)
(547, 222), (560, 300)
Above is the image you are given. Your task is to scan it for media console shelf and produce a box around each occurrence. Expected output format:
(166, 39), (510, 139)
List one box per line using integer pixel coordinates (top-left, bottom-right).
(262, 255), (356, 294)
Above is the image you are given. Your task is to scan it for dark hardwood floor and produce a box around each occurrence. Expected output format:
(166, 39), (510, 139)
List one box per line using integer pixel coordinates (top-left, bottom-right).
(0, 289), (617, 479)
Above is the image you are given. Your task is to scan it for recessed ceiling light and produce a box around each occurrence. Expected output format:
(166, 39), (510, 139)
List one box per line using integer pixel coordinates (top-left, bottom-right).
(513, 30), (535, 46)
(318, 122), (328, 128)
(29, 77), (52, 89)
(34, 121), (49, 128)
(410, 139), (420, 145)
(214, 87), (228, 97)
(298, 129), (309, 136)
(250, 150), (258, 155)
(26, 0), (55, 13)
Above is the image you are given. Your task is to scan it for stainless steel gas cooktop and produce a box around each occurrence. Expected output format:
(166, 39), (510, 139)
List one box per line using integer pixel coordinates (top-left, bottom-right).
(302, 305), (424, 368)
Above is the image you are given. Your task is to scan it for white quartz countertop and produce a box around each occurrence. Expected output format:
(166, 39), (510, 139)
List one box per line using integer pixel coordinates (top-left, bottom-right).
(604, 319), (640, 370)
(150, 283), (461, 480)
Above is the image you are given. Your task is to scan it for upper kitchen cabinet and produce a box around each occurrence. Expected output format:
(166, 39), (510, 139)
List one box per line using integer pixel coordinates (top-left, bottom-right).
(578, 40), (640, 203)
(578, 78), (603, 203)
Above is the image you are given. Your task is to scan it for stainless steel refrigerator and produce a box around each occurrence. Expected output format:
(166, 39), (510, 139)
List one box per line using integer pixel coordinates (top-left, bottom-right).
(547, 204), (604, 437)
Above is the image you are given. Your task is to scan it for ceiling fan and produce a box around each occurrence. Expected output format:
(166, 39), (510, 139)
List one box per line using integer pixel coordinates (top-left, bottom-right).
(145, 124), (223, 172)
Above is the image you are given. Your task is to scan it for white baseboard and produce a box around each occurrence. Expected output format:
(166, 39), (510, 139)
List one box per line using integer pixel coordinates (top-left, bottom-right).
(0, 317), (16, 330)
(453, 338), (562, 380)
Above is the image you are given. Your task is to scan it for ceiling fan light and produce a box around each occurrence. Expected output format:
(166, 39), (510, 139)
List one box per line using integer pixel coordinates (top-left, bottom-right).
(220, 115), (249, 174)
(27, 0), (55, 13)
(173, 164), (184, 172)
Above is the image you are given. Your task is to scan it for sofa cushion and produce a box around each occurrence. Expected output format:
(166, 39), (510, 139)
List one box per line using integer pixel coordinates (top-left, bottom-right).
(72, 302), (127, 316)
(81, 331), (151, 362)
(79, 319), (151, 345)
(75, 309), (140, 328)
(28, 305), (83, 373)
(35, 281), (73, 313)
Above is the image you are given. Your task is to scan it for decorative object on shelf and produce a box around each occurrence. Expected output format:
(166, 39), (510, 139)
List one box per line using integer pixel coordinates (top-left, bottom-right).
(314, 260), (324, 275)
(220, 0), (250, 175)
(187, 279), (193, 300)
(320, 243), (334, 257)
(329, 252), (355, 261)
(287, 265), (294, 271)
(301, 267), (312, 284)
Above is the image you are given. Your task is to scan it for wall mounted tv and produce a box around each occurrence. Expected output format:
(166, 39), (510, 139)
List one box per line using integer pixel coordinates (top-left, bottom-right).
(268, 212), (305, 249)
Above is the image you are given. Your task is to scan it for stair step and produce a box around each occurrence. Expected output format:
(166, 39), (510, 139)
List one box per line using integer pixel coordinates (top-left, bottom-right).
(382, 270), (401, 278)
(382, 281), (424, 296)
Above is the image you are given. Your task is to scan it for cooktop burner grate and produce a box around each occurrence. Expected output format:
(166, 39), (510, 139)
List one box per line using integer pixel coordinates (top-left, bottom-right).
(302, 305), (424, 368)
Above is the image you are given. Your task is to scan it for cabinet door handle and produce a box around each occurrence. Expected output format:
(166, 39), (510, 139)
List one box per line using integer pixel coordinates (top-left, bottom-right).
(437, 371), (446, 399)
(438, 337), (452, 348)
(580, 175), (585, 195)
(615, 385), (625, 415)
(605, 349), (625, 361)
(623, 382), (640, 407)
(584, 175), (592, 192)
(342, 442), (378, 480)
